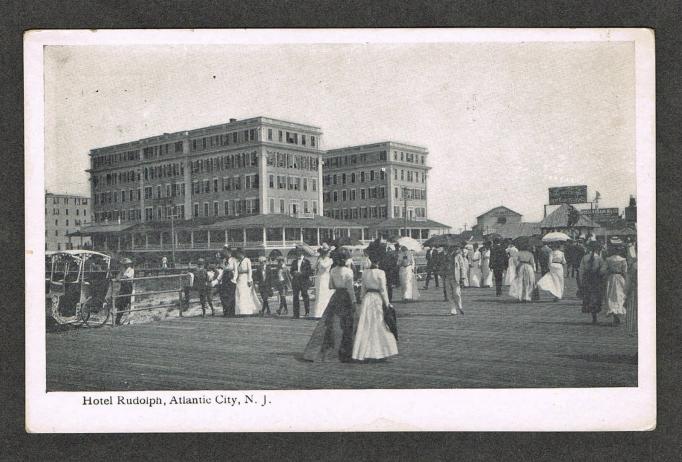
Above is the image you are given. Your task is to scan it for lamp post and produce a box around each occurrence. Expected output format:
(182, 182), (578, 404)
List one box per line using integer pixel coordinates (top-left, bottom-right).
(162, 197), (177, 265)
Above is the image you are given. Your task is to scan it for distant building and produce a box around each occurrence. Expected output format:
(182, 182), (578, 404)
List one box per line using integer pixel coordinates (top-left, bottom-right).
(45, 192), (91, 250)
(473, 206), (523, 234)
(322, 141), (429, 223)
(89, 116), (324, 225)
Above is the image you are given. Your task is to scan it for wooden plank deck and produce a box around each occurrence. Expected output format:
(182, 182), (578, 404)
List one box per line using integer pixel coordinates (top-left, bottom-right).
(46, 276), (637, 391)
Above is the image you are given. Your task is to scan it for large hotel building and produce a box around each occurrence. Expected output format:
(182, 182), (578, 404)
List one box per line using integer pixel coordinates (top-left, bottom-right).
(45, 192), (91, 251)
(83, 117), (448, 257)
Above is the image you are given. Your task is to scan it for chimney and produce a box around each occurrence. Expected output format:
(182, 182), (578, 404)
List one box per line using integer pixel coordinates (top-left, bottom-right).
(229, 118), (237, 123)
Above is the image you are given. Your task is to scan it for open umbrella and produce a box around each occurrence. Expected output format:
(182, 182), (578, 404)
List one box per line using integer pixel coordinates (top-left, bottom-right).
(542, 232), (570, 243)
(396, 236), (423, 252)
(334, 236), (360, 247)
(423, 234), (463, 248)
(294, 243), (317, 257)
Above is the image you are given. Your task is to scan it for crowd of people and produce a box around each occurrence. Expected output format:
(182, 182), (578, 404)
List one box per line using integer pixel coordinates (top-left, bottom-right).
(114, 234), (637, 359)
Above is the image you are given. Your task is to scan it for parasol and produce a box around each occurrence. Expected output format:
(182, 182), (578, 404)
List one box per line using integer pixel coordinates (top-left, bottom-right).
(396, 236), (423, 252)
(423, 234), (463, 248)
(542, 232), (571, 243)
(334, 236), (360, 247)
(294, 243), (317, 257)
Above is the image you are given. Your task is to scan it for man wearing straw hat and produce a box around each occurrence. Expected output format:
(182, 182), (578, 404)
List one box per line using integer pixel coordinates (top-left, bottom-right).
(115, 257), (135, 326)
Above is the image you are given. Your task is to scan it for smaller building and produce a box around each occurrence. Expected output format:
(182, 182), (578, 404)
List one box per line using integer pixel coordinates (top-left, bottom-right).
(539, 203), (598, 238)
(624, 195), (637, 224)
(45, 192), (92, 251)
(473, 206), (523, 234)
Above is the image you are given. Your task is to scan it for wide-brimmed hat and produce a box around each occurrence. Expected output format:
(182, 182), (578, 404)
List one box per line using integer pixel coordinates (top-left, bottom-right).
(120, 258), (133, 265)
(258, 256), (267, 263)
(197, 257), (205, 264)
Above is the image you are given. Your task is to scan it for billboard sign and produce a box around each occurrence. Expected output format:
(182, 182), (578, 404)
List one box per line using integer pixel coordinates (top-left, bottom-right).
(582, 208), (621, 225)
(548, 185), (587, 205)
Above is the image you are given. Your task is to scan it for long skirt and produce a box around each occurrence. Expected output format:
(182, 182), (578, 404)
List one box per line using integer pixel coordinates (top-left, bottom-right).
(509, 263), (536, 302)
(445, 277), (463, 314)
(605, 273), (626, 316)
(581, 271), (603, 314)
(625, 283), (637, 335)
(503, 257), (517, 286)
(399, 266), (420, 301)
(481, 260), (493, 287)
(312, 271), (335, 318)
(537, 262), (565, 299)
(234, 274), (261, 315)
(469, 263), (481, 288)
(461, 262), (470, 287)
(303, 289), (355, 362)
(352, 292), (398, 360)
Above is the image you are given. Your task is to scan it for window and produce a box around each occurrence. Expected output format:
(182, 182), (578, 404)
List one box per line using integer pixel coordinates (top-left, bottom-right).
(214, 202), (219, 216)
(214, 178), (219, 192)
(312, 179), (317, 191)
(268, 129), (273, 140)
(311, 136), (316, 147)
(360, 172), (365, 183)
(304, 201), (309, 213)
(269, 174), (274, 188)
(333, 191), (338, 202)
(342, 173), (346, 185)
(333, 174), (337, 185)
(277, 175), (286, 189)
(350, 189), (356, 201)
(360, 189), (366, 200)
(193, 203), (199, 218)
(204, 203), (209, 217)
(55, 219), (58, 226)
(234, 176), (241, 190)
(294, 177), (301, 191)
(269, 198), (275, 213)
(279, 199), (285, 213)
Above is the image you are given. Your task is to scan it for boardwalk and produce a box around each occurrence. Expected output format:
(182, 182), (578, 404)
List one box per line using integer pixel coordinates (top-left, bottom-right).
(46, 277), (637, 391)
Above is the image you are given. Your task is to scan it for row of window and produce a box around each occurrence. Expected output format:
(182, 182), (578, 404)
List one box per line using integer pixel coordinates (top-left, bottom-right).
(267, 198), (319, 215)
(191, 130), (259, 152)
(192, 175), (259, 195)
(268, 175), (318, 192)
(47, 208), (88, 216)
(192, 199), (260, 218)
(324, 206), (388, 220)
(323, 186), (386, 203)
(266, 151), (319, 171)
(392, 150), (425, 165)
(143, 142), (184, 160)
(395, 187), (427, 201)
(266, 129), (317, 147)
(92, 149), (141, 169)
(323, 169), (386, 187)
(392, 206), (427, 219)
(393, 168), (426, 183)
(47, 196), (89, 205)
(51, 218), (86, 227)
(190, 151), (258, 174)
(324, 151), (386, 168)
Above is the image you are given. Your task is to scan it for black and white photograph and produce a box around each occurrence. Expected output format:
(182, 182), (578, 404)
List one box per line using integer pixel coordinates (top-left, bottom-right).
(25, 28), (655, 432)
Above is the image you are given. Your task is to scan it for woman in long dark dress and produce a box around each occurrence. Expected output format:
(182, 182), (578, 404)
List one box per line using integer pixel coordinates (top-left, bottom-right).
(303, 248), (358, 362)
(579, 241), (607, 324)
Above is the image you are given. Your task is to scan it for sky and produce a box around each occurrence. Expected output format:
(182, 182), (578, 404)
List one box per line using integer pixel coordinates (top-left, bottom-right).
(44, 41), (636, 231)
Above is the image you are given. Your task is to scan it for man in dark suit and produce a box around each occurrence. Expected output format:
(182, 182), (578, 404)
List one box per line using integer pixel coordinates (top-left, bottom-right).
(218, 246), (237, 317)
(290, 251), (312, 318)
(489, 238), (508, 296)
(379, 242), (399, 302)
(423, 247), (440, 290)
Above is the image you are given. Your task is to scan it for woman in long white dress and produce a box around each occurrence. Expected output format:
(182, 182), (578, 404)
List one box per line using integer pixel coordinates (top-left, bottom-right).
(398, 246), (420, 302)
(480, 244), (493, 288)
(509, 246), (537, 302)
(604, 247), (628, 325)
(537, 243), (567, 300)
(503, 243), (519, 286)
(469, 244), (482, 288)
(312, 247), (335, 318)
(352, 261), (398, 361)
(232, 249), (261, 315)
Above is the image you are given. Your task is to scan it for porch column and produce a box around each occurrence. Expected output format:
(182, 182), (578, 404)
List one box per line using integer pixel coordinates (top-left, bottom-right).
(300, 227), (304, 243)
(207, 231), (211, 249)
(281, 227), (285, 246)
(145, 233), (149, 249)
(360, 228), (365, 241)
(131, 233), (135, 249)
(117, 234), (121, 252)
(316, 227), (320, 246)
(224, 229), (228, 245)
(262, 226), (267, 247)
(159, 232), (163, 248)
(242, 228), (247, 247)
(190, 230), (194, 249)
